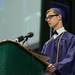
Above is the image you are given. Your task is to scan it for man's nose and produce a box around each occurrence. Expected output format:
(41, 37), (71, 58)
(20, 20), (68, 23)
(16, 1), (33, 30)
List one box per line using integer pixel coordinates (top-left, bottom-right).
(47, 18), (51, 22)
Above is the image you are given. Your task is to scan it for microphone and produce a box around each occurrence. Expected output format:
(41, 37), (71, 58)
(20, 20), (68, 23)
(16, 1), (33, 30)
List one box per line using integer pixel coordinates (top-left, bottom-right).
(16, 32), (34, 42)
(25, 32), (34, 38)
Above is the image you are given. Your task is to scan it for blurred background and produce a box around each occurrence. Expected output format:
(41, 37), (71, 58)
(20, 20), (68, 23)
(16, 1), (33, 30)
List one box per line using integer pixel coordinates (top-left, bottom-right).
(0, 0), (73, 51)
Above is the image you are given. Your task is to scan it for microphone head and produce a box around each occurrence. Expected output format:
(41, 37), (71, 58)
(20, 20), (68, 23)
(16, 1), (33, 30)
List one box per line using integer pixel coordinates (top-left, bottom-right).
(25, 32), (34, 38)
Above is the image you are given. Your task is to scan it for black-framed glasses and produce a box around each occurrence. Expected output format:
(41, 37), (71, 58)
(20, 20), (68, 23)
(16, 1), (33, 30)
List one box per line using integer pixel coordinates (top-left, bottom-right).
(45, 14), (58, 21)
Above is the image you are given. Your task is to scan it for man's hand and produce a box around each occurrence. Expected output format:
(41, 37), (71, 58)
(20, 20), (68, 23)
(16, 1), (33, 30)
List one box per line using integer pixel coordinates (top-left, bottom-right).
(47, 64), (56, 73)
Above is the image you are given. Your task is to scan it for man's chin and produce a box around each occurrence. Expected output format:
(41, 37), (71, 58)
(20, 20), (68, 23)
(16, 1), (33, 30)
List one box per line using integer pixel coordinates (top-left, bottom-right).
(49, 24), (54, 28)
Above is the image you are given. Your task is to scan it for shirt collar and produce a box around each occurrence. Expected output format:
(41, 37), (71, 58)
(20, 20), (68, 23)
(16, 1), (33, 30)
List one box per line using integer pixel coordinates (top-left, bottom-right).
(56, 27), (66, 35)
(52, 27), (66, 39)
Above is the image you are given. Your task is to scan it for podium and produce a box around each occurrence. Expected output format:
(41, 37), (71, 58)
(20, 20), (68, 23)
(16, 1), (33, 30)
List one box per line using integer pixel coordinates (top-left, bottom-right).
(0, 40), (49, 75)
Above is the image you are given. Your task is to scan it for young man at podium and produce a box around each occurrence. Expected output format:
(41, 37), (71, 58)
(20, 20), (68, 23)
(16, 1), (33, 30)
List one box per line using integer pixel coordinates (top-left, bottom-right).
(41, 8), (75, 75)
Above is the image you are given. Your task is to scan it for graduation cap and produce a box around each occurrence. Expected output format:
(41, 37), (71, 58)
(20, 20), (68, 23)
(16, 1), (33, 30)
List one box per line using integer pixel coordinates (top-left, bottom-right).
(47, 1), (71, 26)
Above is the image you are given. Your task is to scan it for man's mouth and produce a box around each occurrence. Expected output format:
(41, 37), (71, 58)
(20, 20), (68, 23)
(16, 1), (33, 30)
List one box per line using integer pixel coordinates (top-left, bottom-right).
(48, 22), (51, 25)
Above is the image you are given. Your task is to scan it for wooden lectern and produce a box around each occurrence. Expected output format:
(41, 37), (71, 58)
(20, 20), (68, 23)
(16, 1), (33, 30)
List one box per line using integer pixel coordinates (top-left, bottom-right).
(0, 40), (49, 75)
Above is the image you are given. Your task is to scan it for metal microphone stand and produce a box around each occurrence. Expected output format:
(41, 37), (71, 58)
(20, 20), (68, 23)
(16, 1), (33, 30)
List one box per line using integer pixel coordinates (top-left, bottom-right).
(22, 37), (28, 45)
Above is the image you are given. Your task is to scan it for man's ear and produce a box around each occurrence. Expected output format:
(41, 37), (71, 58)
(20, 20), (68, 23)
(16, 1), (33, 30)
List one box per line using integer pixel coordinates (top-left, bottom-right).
(58, 15), (62, 20)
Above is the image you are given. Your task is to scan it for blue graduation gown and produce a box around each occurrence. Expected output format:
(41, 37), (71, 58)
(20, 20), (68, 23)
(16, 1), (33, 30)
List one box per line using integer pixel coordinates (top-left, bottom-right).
(41, 32), (75, 75)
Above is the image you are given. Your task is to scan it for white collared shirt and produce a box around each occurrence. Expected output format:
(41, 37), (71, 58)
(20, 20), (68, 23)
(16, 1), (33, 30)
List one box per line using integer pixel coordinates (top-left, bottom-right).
(52, 27), (66, 39)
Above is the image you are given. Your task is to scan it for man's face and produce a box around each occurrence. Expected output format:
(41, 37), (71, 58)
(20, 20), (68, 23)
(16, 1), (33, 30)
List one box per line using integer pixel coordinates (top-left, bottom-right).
(45, 11), (61, 27)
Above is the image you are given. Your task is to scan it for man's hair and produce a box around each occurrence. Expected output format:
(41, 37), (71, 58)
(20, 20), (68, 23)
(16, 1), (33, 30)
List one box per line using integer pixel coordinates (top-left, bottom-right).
(46, 8), (64, 18)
